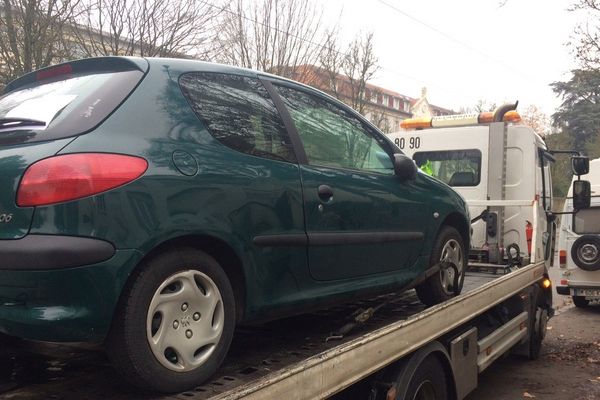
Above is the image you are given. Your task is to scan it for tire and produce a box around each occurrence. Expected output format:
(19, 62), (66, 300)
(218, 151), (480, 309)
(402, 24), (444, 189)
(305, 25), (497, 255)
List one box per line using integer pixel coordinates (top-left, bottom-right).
(417, 226), (467, 306)
(529, 308), (547, 360)
(571, 235), (600, 271)
(106, 247), (236, 393)
(572, 295), (590, 308)
(402, 355), (448, 400)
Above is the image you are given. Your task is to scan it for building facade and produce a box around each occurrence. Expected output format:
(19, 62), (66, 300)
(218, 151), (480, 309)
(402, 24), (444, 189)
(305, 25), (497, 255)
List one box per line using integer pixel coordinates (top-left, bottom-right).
(288, 65), (454, 133)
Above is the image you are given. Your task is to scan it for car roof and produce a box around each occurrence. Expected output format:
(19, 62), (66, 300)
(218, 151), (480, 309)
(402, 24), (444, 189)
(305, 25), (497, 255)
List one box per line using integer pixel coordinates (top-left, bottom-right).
(144, 57), (305, 86)
(142, 57), (337, 100)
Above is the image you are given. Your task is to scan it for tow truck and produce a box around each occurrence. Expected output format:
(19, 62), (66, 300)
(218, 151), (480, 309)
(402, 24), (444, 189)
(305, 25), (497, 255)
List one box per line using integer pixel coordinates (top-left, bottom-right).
(0, 104), (590, 400)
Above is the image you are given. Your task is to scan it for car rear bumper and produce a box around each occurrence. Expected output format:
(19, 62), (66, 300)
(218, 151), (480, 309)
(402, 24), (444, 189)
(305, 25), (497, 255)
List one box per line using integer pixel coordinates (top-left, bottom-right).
(556, 285), (600, 298)
(0, 246), (141, 342)
(0, 234), (115, 270)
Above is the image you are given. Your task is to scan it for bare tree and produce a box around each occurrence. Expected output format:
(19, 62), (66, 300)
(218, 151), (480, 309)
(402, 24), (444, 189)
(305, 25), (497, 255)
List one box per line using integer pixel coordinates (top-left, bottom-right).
(521, 105), (551, 136)
(341, 32), (379, 114)
(0, 0), (83, 86)
(214, 0), (328, 81)
(72, 0), (220, 58)
(569, 0), (600, 68)
(318, 29), (345, 99)
(458, 99), (498, 114)
(319, 31), (379, 117)
(369, 110), (391, 133)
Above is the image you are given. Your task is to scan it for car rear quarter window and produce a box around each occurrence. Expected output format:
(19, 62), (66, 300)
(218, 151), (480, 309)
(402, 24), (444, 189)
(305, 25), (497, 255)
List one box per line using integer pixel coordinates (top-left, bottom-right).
(179, 72), (296, 163)
(0, 69), (144, 146)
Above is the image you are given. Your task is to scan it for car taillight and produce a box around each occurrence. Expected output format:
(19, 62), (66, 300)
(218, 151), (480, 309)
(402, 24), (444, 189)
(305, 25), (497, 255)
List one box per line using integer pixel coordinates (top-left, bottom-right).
(17, 153), (148, 207)
(559, 250), (567, 268)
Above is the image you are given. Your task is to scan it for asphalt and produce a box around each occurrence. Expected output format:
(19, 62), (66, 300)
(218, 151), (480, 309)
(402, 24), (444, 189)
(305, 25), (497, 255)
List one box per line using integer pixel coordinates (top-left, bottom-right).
(465, 265), (600, 400)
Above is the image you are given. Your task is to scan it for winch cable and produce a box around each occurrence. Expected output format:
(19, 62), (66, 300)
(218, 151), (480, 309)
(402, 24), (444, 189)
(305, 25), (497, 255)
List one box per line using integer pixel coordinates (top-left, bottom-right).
(325, 261), (461, 342)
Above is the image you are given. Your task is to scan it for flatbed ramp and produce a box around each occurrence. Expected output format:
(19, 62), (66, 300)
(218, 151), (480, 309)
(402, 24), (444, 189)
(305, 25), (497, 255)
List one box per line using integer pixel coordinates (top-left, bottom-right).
(0, 263), (544, 400)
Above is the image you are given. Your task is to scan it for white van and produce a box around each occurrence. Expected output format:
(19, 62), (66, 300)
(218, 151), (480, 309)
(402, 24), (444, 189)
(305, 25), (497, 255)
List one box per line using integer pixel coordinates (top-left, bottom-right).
(556, 158), (600, 306)
(389, 108), (554, 267)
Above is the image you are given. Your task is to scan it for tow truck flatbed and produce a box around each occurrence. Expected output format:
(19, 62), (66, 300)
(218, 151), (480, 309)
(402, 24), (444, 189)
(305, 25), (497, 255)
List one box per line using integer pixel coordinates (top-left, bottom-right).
(0, 261), (546, 400)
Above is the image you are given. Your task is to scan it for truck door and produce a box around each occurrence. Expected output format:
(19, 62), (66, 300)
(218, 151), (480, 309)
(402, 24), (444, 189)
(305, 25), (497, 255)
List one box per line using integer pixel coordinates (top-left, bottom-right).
(271, 82), (429, 281)
(538, 150), (555, 262)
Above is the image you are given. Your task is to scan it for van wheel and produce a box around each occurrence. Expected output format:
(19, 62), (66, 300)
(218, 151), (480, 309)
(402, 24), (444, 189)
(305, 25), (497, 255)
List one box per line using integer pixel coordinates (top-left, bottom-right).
(572, 295), (590, 308)
(106, 248), (235, 393)
(571, 235), (600, 271)
(417, 226), (466, 306)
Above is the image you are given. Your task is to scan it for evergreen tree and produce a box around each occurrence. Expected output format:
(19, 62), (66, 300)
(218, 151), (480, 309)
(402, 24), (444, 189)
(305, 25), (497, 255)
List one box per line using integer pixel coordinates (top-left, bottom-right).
(551, 69), (600, 152)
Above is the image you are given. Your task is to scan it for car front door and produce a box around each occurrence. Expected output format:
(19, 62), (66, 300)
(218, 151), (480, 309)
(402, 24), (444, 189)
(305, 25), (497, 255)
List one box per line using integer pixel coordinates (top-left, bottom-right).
(271, 82), (430, 281)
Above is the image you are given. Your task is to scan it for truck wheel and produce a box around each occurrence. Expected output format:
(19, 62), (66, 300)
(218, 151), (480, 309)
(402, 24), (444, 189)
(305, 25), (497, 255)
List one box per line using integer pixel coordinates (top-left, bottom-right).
(572, 295), (590, 308)
(529, 304), (548, 360)
(401, 355), (448, 400)
(417, 226), (466, 306)
(106, 248), (235, 393)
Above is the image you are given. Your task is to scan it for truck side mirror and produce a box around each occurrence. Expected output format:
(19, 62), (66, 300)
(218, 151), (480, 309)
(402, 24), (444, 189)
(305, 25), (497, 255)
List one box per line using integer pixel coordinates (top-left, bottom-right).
(573, 180), (591, 210)
(393, 154), (417, 181)
(572, 156), (590, 176)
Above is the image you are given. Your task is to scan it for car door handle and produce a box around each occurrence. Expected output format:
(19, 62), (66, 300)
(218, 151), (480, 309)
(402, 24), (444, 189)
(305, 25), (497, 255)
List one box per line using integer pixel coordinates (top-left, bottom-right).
(318, 184), (334, 203)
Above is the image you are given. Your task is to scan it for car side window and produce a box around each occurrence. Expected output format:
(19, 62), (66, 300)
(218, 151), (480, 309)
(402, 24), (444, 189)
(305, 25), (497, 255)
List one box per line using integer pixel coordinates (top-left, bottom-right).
(273, 84), (393, 174)
(180, 72), (296, 163)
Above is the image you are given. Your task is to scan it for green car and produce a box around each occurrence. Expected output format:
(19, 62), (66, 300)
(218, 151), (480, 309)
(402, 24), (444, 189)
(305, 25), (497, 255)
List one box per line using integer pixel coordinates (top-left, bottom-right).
(0, 57), (469, 392)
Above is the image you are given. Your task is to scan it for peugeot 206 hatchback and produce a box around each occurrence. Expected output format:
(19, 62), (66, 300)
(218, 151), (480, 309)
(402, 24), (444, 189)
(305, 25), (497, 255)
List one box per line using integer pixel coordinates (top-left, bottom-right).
(0, 57), (470, 392)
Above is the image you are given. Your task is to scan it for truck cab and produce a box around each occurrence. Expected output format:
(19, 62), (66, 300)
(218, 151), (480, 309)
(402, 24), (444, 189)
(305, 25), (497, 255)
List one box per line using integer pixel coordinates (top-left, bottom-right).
(388, 108), (554, 267)
(556, 158), (600, 306)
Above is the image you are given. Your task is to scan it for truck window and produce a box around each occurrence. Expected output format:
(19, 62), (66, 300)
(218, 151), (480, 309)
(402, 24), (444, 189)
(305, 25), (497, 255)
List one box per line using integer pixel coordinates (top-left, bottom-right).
(413, 149), (481, 186)
(538, 151), (553, 211)
(573, 207), (600, 234)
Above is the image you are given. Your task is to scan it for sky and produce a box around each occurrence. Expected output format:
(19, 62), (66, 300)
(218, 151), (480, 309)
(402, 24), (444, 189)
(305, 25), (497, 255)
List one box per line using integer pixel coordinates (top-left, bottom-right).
(320, 0), (586, 116)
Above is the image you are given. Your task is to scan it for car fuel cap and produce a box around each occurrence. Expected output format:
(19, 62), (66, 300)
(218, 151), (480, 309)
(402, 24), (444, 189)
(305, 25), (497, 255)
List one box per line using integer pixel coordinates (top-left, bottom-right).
(172, 150), (198, 176)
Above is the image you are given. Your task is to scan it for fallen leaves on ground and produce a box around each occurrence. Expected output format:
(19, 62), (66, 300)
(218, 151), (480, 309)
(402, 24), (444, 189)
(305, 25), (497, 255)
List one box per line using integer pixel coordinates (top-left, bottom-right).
(546, 342), (600, 363)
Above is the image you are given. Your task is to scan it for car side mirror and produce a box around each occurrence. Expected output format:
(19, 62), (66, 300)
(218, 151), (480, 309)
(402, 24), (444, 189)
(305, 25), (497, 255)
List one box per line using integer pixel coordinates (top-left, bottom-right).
(573, 180), (591, 210)
(572, 156), (590, 176)
(393, 154), (417, 181)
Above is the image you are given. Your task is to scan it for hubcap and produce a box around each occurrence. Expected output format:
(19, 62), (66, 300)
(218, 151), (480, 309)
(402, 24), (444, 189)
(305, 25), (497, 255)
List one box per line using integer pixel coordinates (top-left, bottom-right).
(579, 243), (599, 264)
(146, 270), (224, 372)
(439, 239), (463, 295)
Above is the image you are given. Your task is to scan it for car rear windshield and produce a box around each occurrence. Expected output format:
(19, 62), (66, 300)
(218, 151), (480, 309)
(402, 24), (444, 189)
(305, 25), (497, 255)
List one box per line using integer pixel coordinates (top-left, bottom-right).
(0, 69), (144, 146)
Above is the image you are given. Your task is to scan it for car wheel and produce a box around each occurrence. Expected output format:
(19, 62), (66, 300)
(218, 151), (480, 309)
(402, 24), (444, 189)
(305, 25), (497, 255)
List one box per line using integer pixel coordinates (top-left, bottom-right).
(572, 295), (590, 308)
(416, 226), (466, 306)
(106, 247), (235, 393)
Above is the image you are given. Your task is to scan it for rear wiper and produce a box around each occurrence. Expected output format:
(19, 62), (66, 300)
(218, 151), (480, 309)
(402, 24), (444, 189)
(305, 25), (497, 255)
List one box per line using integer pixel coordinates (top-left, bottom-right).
(0, 117), (46, 130)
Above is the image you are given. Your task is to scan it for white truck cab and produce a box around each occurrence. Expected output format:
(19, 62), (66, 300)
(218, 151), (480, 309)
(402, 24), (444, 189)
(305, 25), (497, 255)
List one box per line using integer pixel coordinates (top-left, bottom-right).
(388, 106), (555, 268)
(556, 158), (600, 306)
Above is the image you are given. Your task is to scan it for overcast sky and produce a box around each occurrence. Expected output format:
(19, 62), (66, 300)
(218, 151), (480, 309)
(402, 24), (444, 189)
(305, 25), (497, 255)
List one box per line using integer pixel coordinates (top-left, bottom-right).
(321, 0), (585, 116)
